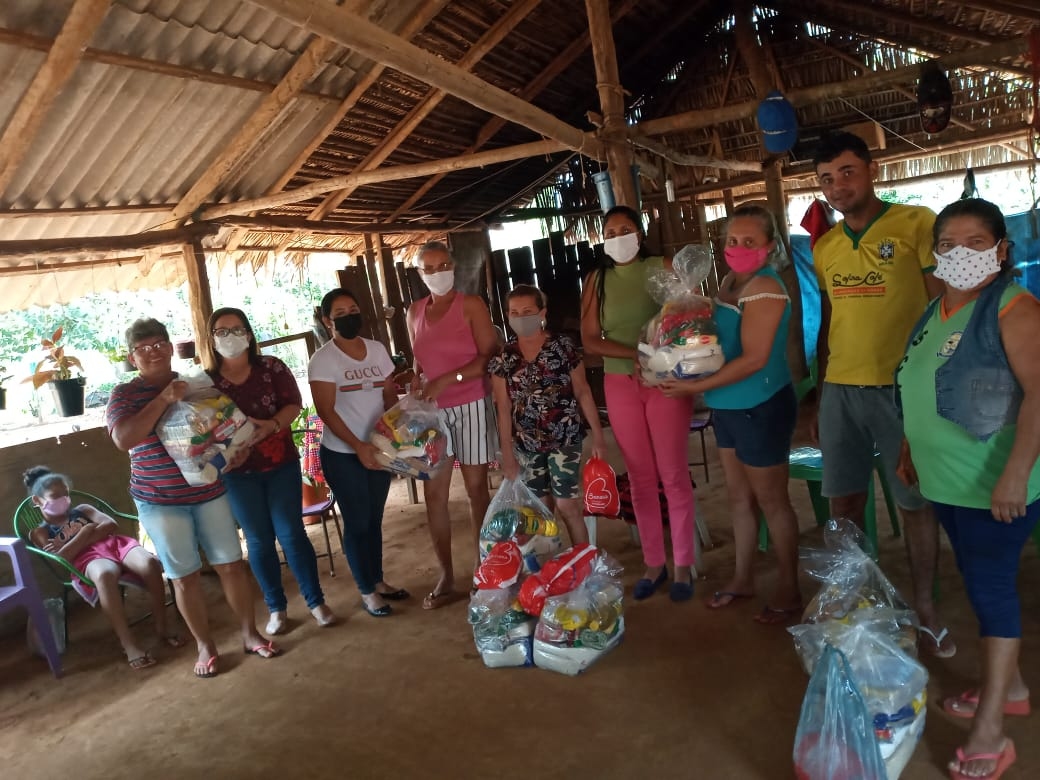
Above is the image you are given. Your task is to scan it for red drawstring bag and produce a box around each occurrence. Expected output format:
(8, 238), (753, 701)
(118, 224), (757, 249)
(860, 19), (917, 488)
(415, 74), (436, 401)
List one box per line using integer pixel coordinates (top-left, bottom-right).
(583, 457), (620, 518)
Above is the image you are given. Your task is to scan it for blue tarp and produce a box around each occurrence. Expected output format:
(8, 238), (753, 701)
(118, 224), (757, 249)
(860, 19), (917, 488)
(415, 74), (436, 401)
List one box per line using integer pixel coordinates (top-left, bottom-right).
(792, 209), (1040, 365)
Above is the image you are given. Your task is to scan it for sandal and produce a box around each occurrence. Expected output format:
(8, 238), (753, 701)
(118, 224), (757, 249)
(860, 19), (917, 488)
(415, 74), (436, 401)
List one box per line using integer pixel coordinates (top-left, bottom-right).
(422, 590), (457, 610)
(754, 604), (802, 625)
(943, 689), (1031, 719)
(948, 739), (1016, 780)
(376, 588), (410, 601)
(706, 591), (753, 609)
(193, 655), (219, 678)
(920, 626), (957, 659)
(244, 640), (282, 659)
(128, 653), (157, 671)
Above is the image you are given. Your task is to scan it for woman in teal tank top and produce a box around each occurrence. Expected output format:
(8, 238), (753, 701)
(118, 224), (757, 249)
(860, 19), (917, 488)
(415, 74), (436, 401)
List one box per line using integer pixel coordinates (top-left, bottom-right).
(660, 205), (801, 622)
(580, 205), (697, 602)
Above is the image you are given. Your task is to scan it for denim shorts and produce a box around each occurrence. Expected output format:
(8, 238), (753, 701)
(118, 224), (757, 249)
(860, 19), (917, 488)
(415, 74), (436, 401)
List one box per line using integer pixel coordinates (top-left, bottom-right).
(134, 493), (243, 579)
(712, 384), (797, 468)
(818, 383), (927, 511)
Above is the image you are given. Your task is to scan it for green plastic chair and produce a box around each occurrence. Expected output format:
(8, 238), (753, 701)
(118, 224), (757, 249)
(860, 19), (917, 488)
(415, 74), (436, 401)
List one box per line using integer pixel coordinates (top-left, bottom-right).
(12, 491), (173, 641)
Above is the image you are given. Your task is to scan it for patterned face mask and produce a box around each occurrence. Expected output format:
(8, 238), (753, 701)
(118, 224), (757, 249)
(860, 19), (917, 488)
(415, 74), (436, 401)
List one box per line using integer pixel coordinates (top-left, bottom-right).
(932, 244), (1002, 291)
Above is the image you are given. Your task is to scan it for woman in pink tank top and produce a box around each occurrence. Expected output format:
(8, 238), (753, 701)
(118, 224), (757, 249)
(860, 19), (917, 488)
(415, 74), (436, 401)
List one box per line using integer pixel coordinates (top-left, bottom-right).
(407, 241), (501, 610)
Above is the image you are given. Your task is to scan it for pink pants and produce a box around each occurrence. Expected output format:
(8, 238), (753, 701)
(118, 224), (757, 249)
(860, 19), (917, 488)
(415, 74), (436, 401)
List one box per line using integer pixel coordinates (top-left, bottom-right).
(604, 373), (695, 567)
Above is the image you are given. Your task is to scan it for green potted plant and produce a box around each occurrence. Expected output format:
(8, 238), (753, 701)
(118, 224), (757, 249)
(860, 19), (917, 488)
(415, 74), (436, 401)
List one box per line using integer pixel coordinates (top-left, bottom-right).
(100, 338), (134, 373)
(28, 326), (86, 417)
(0, 367), (10, 410)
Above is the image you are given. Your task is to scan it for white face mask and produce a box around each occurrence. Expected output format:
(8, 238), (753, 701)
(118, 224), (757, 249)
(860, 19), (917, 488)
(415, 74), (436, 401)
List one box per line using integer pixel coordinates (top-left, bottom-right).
(603, 232), (641, 265)
(933, 244), (1002, 291)
(214, 334), (250, 358)
(424, 269), (455, 296)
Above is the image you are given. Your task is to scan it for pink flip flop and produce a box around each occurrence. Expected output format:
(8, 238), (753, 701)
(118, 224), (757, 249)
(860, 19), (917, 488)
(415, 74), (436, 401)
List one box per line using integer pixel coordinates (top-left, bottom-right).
(948, 738), (1016, 780)
(943, 689), (1031, 719)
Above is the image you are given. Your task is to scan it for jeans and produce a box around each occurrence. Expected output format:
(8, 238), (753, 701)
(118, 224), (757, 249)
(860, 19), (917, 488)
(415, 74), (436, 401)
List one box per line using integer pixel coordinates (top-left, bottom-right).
(604, 373), (695, 567)
(320, 446), (393, 594)
(222, 460), (325, 613)
(932, 499), (1040, 638)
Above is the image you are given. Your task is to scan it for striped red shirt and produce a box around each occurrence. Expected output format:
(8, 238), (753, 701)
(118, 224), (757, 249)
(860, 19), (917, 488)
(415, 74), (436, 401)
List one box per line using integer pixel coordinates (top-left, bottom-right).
(106, 376), (225, 505)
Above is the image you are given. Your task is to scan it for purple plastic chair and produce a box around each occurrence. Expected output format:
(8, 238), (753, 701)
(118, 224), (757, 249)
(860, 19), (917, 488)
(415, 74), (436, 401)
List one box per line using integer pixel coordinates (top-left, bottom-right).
(0, 537), (63, 678)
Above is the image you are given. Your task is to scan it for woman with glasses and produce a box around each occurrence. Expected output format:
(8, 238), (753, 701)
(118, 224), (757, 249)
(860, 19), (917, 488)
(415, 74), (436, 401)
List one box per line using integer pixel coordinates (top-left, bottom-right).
(406, 241), (500, 610)
(201, 307), (336, 635)
(106, 318), (278, 678)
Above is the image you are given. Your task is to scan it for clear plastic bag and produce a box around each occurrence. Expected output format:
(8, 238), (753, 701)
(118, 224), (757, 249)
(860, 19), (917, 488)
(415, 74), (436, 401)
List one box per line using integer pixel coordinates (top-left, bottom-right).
(793, 644), (887, 780)
(478, 478), (562, 576)
(532, 549), (625, 675)
(800, 518), (919, 653)
(369, 394), (449, 480)
(468, 585), (535, 668)
(156, 374), (255, 486)
(637, 244), (724, 385)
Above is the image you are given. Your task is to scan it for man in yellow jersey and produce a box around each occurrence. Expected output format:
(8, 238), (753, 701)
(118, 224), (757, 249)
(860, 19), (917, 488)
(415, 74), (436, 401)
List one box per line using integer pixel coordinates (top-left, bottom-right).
(811, 131), (955, 657)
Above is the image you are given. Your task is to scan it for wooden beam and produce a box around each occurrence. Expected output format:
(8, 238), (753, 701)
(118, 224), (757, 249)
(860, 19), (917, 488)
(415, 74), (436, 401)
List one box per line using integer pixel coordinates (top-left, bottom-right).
(0, 224), (218, 259)
(385, 0), (642, 222)
(198, 139), (583, 220)
(820, 0), (1001, 46)
(182, 240), (214, 344)
(0, 26), (339, 102)
(627, 133), (763, 171)
(0, 204), (170, 218)
(637, 37), (1029, 137)
(0, 0), (111, 196)
(166, 35), (340, 225)
(249, 0), (592, 154)
(311, 0), (543, 219)
(0, 252), (182, 275)
(951, 0), (1040, 20)
(209, 216), (456, 235)
(586, 0), (638, 208)
(783, 157), (1036, 196)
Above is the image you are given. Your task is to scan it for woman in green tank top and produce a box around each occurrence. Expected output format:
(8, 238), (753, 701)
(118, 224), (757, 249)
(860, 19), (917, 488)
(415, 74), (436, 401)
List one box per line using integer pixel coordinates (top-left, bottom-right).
(580, 205), (697, 602)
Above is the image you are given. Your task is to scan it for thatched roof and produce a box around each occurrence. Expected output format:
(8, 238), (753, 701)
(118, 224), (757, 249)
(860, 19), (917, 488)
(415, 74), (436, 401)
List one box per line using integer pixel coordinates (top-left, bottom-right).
(0, 0), (1036, 309)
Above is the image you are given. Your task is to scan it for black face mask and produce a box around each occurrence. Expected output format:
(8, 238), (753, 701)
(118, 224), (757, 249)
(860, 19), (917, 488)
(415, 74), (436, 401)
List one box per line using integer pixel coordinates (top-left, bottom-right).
(333, 313), (363, 340)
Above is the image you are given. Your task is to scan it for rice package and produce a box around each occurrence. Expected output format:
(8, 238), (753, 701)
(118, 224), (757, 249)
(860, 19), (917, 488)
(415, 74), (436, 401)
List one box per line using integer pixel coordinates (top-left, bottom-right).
(369, 394), (448, 480)
(638, 244), (724, 385)
(532, 548), (625, 675)
(468, 585), (535, 668)
(156, 381), (254, 486)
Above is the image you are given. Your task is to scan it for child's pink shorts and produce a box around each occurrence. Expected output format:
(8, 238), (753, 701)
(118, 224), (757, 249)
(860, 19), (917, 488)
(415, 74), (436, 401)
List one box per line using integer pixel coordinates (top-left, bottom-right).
(72, 535), (142, 572)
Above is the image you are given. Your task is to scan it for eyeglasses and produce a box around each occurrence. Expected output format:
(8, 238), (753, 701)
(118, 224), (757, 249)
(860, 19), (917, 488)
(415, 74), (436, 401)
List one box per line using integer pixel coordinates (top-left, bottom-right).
(420, 262), (453, 275)
(132, 340), (170, 356)
(212, 326), (248, 338)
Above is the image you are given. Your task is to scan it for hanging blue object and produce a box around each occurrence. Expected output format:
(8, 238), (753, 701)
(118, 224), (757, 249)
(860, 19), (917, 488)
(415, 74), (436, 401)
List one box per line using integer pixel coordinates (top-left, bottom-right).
(756, 90), (799, 154)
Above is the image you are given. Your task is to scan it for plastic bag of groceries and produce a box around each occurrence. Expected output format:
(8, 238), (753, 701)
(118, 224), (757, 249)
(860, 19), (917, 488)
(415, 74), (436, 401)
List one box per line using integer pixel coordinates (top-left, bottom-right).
(518, 543), (599, 617)
(369, 394), (449, 480)
(478, 478), (562, 577)
(532, 548), (625, 675)
(637, 244), (724, 385)
(468, 585), (536, 668)
(793, 644), (887, 780)
(156, 373), (255, 486)
(800, 518), (919, 654)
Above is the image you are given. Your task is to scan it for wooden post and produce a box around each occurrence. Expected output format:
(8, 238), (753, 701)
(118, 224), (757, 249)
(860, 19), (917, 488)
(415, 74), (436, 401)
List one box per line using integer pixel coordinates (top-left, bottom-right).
(181, 240), (214, 345)
(585, 0), (638, 208)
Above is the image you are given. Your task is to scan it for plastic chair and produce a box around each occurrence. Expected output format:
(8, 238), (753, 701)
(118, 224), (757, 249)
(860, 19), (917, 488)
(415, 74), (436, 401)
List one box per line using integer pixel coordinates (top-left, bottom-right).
(12, 491), (174, 641)
(758, 447), (901, 558)
(688, 412), (713, 484)
(0, 537), (63, 677)
(296, 421), (344, 577)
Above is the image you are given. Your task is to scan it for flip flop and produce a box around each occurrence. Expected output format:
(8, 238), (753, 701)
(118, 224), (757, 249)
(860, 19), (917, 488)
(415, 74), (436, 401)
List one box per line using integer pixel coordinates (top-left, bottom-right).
(377, 588), (410, 601)
(194, 655), (219, 678)
(706, 591), (754, 609)
(754, 604), (803, 625)
(943, 689), (1031, 719)
(422, 590), (457, 610)
(948, 738), (1016, 780)
(128, 653), (157, 671)
(920, 626), (957, 659)
(244, 640), (282, 659)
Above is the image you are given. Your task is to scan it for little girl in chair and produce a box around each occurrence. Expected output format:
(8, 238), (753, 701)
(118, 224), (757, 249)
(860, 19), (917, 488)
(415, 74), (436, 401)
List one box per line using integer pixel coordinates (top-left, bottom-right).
(24, 466), (185, 670)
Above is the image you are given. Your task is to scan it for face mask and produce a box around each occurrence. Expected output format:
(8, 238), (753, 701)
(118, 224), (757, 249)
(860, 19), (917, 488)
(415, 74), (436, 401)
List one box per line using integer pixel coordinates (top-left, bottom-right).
(424, 269), (455, 296)
(933, 244), (1002, 291)
(509, 314), (543, 338)
(333, 313), (363, 340)
(43, 495), (71, 516)
(214, 334), (250, 358)
(725, 245), (770, 274)
(603, 233), (641, 265)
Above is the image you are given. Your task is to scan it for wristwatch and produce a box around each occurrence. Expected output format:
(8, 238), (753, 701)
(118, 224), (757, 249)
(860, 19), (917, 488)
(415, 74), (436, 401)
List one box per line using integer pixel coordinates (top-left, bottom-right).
(455, 372), (464, 383)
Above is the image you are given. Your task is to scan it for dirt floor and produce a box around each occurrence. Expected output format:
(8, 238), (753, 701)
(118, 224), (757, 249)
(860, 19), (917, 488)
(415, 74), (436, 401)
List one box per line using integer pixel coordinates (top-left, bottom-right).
(2, 423), (1039, 780)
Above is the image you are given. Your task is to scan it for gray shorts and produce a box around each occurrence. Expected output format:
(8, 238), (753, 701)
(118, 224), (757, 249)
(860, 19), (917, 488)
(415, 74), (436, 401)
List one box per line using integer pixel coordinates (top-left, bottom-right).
(440, 396), (500, 466)
(818, 383), (927, 511)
